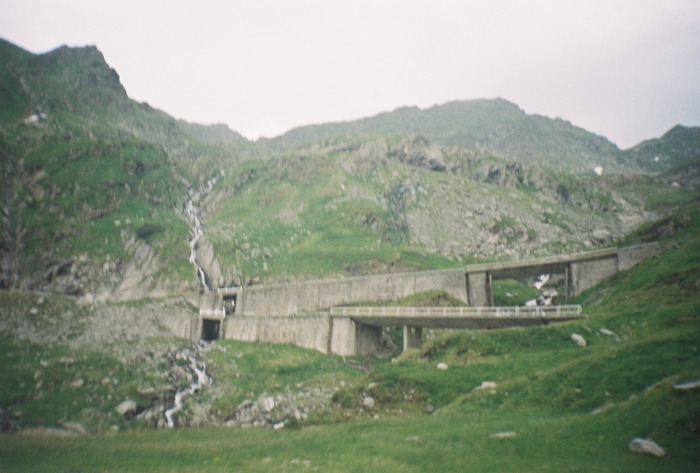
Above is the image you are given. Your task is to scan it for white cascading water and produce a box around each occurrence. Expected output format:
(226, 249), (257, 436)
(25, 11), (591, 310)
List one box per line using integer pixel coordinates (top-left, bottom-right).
(184, 174), (220, 293)
(164, 343), (211, 428)
(185, 189), (210, 293)
(164, 174), (221, 427)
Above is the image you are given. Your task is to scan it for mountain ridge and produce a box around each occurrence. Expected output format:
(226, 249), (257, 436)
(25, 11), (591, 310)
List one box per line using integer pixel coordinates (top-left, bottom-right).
(1, 39), (697, 297)
(263, 98), (627, 174)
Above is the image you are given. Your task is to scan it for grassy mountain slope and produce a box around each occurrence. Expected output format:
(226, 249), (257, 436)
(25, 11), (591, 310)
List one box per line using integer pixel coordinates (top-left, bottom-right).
(1, 203), (698, 471)
(265, 98), (627, 174)
(1, 38), (697, 298)
(0, 40), (251, 296)
(621, 125), (700, 172)
(205, 134), (692, 285)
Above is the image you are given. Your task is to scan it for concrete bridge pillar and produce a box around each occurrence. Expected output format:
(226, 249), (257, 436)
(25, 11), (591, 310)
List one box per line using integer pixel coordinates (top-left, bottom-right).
(466, 271), (492, 306)
(330, 318), (384, 356)
(403, 326), (423, 350)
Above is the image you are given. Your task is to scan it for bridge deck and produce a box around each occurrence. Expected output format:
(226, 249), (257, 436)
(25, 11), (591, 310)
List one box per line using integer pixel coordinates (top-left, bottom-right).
(330, 305), (584, 329)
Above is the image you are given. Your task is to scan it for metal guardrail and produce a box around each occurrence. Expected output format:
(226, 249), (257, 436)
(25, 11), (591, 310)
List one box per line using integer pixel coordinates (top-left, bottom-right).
(330, 305), (583, 318)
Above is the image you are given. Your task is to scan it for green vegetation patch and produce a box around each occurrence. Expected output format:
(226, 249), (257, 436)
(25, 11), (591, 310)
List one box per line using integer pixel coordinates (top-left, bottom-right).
(203, 340), (364, 420)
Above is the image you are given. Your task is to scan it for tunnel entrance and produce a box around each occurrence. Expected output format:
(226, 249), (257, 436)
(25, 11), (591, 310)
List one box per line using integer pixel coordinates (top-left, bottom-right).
(201, 319), (221, 341)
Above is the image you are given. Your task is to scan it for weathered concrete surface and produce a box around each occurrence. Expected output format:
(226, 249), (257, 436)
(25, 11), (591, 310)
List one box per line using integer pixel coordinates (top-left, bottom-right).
(223, 315), (332, 353)
(464, 245), (660, 306)
(333, 306), (584, 329)
(403, 326), (423, 350)
(466, 272), (491, 307)
(569, 256), (618, 295)
(221, 268), (468, 317)
(618, 242), (666, 271)
(221, 314), (385, 356)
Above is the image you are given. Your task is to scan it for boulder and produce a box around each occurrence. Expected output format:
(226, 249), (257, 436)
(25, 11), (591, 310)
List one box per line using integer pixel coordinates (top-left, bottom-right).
(571, 333), (587, 347)
(258, 396), (276, 413)
(437, 363), (448, 370)
(61, 422), (87, 435)
(115, 400), (136, 417)
(674, 379), (700, 391)
(69, 378), (84, 388)
(363, 396), (375, 410)
(475, 381), (497, 391)
(628, 437), (666, 457)
(137, 387), (159, 400)
(592, 228), (613, 244)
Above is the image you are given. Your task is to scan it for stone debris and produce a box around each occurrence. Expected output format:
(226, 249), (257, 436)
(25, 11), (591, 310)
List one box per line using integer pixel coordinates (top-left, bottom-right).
(60, 422), (87, 435)
(474, 381), (498, 391)
(258, 396), (276, 413)
(598, 328), (617, 337)
(571, 333), (587, 347)
(490, 431), (517, 439)
(225, 386), (337, 428)
(628, 437), (666, 457)
(437, 363), (448, 370)
(363, 396), (376, 410)
(115, 400), (136, 417)
(68, 378), (84, 388)
(674, 379), (700, 391)
(20, 427), (79, 437)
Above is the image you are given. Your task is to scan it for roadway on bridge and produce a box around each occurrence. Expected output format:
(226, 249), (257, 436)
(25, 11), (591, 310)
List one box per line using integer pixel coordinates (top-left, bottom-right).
(329, 305), (585, 329)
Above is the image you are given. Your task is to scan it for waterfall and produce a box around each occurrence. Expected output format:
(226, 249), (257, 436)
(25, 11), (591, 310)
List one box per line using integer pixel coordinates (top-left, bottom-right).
(184, 174), (220, 293)
(164, 342), (211, 428)
(185, 196), (210, 292)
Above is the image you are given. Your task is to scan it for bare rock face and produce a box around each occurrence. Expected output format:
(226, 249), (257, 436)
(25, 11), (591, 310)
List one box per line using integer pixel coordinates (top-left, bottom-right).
(388, 135), (446, 172)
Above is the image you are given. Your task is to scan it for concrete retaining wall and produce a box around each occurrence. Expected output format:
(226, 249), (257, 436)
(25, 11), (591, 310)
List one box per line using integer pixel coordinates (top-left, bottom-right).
(159, 312), (199, 341)
(221, 314), (384, 355)
(223, 315), (332, 353)
(569, 256), (619, 295)
(618, 243), (664, 271)
(233, 268), (467, 317)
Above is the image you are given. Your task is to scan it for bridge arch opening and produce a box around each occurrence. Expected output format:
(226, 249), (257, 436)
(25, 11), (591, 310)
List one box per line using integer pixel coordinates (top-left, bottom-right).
(201, 319), (221, 341)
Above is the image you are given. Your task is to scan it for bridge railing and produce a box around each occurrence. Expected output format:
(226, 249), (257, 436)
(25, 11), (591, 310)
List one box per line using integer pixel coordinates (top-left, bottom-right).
(329, 305), (583, 318)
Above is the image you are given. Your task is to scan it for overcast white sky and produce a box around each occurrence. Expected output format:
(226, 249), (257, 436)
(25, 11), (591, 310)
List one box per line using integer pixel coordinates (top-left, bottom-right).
(1, 0), (699, 147)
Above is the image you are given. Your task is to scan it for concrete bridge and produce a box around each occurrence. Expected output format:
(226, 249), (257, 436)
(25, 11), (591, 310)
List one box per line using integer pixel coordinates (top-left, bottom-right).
(330, 305), (584, 351)
(192, 243), (662, 355)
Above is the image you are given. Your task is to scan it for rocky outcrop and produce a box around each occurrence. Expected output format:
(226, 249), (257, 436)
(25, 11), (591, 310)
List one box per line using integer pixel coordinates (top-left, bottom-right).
(388, 135), (446, 172)
(224, 386), (337, 428)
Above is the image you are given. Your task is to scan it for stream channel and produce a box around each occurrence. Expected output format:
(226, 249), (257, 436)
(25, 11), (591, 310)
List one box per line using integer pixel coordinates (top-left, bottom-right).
(161, 178), (220, 427)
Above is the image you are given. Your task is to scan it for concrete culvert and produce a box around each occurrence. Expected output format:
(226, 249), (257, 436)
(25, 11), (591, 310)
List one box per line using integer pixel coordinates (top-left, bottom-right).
(201, 319), (220, 341)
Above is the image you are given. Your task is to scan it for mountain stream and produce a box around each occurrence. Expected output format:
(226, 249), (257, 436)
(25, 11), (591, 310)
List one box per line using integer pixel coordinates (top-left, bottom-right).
(185, 188), (210, 293)
(164, 341), (211, 428)
(162, 175), (222, 427)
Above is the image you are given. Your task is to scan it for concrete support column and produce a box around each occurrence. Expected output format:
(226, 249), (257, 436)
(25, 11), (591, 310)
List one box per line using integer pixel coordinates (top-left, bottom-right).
(466, 271), (491, 306)
(403, 326), (423, 351)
